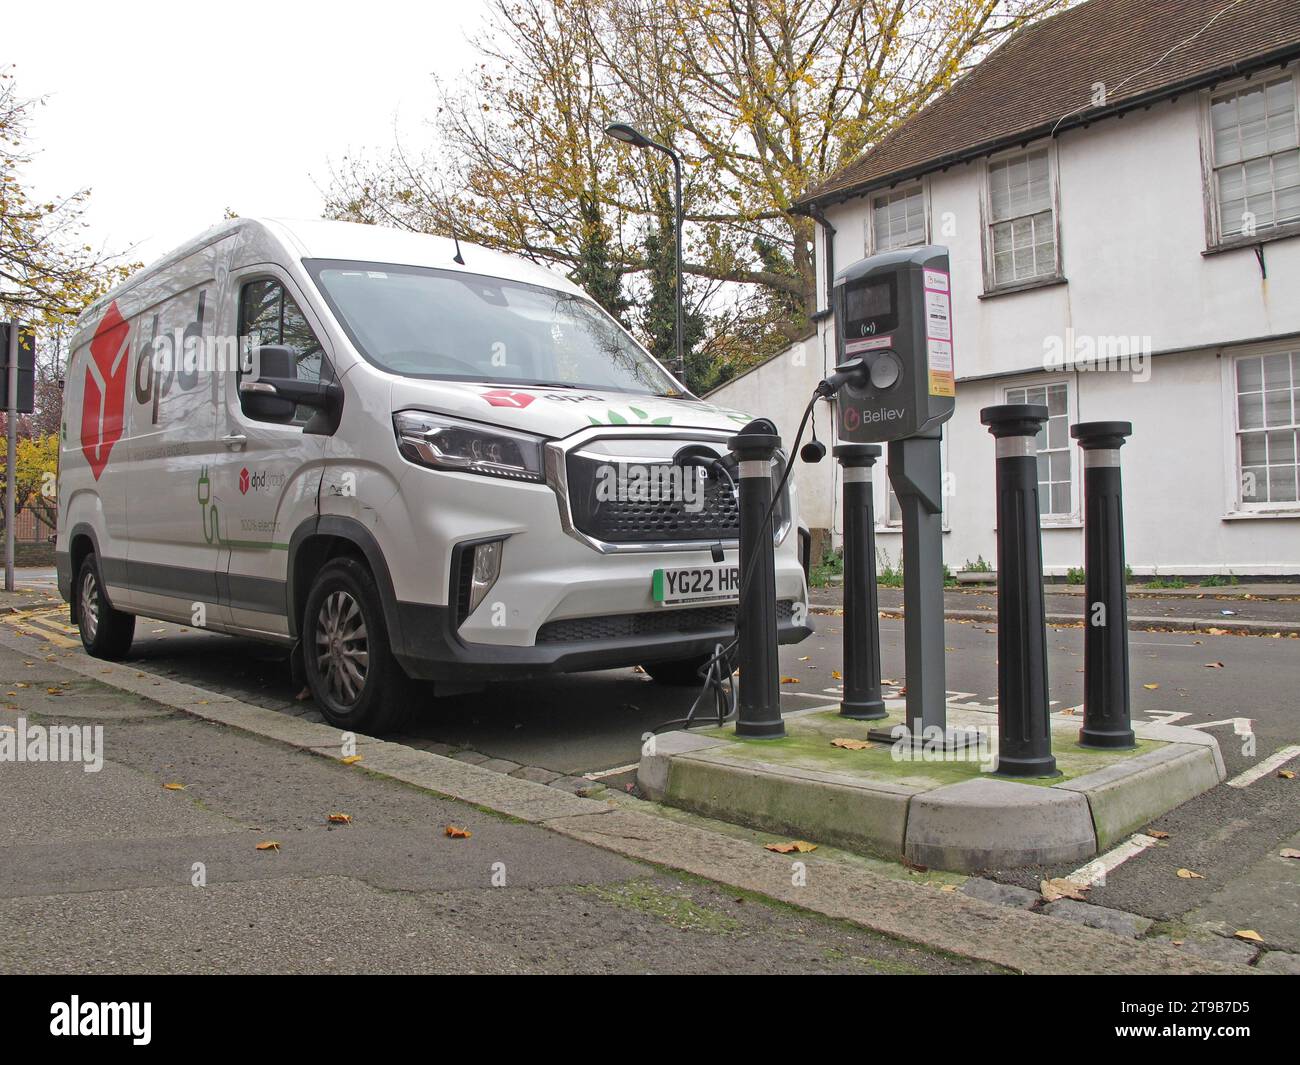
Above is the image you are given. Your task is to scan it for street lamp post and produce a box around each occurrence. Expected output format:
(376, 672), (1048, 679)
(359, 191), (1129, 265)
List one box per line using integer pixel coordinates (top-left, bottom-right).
(605, 122), (686, 386)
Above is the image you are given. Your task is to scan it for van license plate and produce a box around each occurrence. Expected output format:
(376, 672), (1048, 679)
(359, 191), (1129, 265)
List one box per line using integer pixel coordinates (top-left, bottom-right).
(652, 565), (740, 606)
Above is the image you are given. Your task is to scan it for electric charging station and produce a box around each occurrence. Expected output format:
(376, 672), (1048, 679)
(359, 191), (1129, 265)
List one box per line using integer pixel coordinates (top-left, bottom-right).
(830, 245), (967, 747)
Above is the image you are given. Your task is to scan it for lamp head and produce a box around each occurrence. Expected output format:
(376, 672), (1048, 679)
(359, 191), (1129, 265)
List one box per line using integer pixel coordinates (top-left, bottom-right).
(605, 122), (652, 148)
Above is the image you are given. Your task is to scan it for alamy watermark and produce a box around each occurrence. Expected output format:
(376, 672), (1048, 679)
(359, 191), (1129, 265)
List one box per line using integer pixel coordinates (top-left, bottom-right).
(1043, 329), (1151, 382)
(0, 718), (103, 772)
(594, 462), (708, 513)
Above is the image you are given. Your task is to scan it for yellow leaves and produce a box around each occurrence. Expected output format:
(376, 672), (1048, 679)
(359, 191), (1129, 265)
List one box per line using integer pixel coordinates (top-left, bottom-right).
(765, 840), (816, 854)
(780, 676), (799, 684)
(255, 841), (281, 852)
(831, 670), (842, 681)
(1142, 683), (1160, 690)
(327, 813), (353, 825)
(162, 783), (186, 791)
(1233, 929), (1264, 943)
(1176, 868), (1205, 880)
(1279, 770), (1296, 780)
(45, 687), (63, 695)
(1147, 829), (1171, 840)
(830, 737), (874, 750)
(340, 754), (363, 766)
(1040, 878), (1088, 902)
(445, 825), (472, 839)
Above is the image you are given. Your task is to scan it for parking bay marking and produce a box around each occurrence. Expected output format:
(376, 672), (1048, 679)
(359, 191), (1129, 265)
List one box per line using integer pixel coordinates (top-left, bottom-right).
(1067, 833), (1162, 888)
(1226, 744), (1300, 789)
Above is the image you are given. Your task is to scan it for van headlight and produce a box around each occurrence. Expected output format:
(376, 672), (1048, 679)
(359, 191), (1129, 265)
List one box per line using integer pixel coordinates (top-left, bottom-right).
(394, 411), (544, 482)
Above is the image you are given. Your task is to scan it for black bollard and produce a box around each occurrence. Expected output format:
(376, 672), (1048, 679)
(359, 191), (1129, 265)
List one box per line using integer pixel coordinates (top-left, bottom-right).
(1072, 421), (1137, 749)
(728, 419), (785, 738)
(833, 443), (887, 720)
(981, 404), (1057, 777)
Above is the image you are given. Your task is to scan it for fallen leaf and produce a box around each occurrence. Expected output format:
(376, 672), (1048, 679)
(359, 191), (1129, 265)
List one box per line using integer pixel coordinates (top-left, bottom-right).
(765, 840), (817, 854)
(1143, 683), (1160, 690)
(1060, 707), (1076, 716)
(798, 656), (810, 662)
(162, 783), (186, 791)
(327, 813), (353, 825)
(941, 884), (957, 892)
(445, 825), (472, 839)
(45, 687), (63, 695)
(780, 676), (800, 684)
(1279, 770), (1296, 780)
(831, 737), (874, 750)
(1041, 878), (1089, 902)
(1279, 848), (1300, 859)
(1233, 929), (1264, 943)
(1147, 829), (1171, 840)
(1204, 661), (1225, 669)
(1203, 627), (1228, 635)
(1176, 868), (1205, 879)
(255, 841), (281, 851)
(830, 670), (842, 680)
(340, 755), (363, 765)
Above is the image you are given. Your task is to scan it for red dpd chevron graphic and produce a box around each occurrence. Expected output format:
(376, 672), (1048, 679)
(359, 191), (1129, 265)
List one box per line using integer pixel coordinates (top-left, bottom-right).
(480, 388), (535, 409)
(81, 301), (131, 480)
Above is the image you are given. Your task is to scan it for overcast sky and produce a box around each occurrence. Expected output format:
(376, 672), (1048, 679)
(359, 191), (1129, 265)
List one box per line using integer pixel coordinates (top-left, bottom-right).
(11, 0), (488, 265)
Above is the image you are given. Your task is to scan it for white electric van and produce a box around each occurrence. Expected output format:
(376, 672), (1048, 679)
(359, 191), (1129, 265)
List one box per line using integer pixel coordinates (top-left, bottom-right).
(57, 218), (811, 732)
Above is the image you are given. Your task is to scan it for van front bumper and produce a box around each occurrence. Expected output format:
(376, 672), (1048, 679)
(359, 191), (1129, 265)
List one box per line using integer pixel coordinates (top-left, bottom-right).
(390, 598), (812, 683)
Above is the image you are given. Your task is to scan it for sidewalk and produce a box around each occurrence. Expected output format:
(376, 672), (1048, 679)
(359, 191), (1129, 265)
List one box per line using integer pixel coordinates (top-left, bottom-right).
(809, 582), (1300, 636)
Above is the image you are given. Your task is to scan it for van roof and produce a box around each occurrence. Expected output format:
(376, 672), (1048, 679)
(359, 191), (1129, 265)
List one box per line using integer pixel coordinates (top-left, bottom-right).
(77, 216), (583, 332)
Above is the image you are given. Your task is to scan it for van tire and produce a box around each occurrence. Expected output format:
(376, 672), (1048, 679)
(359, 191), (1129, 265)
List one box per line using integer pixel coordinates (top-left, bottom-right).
(76, 554), (135, 660)
(641, 653), (715, 686)
(302, 557), (413, 734)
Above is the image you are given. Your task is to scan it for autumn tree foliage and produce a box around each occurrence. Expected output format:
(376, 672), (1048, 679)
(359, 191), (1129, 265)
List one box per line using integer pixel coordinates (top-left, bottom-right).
(326, 0), (1064, 391)
(0, 68), (135, 442)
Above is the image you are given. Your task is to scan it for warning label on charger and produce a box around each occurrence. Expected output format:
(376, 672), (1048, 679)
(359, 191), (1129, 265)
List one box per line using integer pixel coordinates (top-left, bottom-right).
(923, 269), (955, 397)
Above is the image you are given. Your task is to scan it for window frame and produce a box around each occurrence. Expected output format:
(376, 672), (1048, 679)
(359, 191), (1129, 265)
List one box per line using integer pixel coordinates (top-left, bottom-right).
(1228, 347), (1300, 515)
(877, 432), (951, 534)
(866, 181), (929, 255)
(1200, 72), (1300, 252)
(980, 143), (1064, 295)
(1003, 375), (1078, 524)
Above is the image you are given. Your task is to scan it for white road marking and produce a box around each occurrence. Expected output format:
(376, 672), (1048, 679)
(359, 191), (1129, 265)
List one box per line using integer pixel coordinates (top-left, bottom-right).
(1067, 833), (1162, 887)
(1187, 717), (1254, 736)
(1226, 745), (1300, 789)
(582, 762), (641, 781)
(1144, 711), (1191, 725)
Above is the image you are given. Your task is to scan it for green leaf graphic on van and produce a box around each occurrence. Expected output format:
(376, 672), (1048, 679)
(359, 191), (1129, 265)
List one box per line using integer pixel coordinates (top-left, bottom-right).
(585, 406), (674, 427)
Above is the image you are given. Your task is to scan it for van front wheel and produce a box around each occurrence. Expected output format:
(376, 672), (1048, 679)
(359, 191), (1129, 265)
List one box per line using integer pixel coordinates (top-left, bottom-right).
(76, 554), (135, 660)
(302, 558), (412, 734)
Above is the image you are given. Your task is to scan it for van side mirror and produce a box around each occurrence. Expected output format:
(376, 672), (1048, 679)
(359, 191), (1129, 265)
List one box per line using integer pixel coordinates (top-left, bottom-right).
(239, 344), (343, 425)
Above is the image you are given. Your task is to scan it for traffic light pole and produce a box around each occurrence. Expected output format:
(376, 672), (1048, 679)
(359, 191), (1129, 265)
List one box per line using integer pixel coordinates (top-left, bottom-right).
(5, 323), (17, 592)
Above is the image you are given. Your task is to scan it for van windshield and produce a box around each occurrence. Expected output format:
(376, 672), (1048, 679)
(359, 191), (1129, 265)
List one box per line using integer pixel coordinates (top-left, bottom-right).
(306, 259), (679, 395)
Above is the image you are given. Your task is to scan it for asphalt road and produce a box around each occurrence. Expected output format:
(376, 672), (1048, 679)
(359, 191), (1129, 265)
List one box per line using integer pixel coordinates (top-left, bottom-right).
(6, 568), (1298, 948)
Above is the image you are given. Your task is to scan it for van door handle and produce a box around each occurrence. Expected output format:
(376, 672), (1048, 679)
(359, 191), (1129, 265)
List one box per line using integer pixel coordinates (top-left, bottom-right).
(222, 433), (247, 450)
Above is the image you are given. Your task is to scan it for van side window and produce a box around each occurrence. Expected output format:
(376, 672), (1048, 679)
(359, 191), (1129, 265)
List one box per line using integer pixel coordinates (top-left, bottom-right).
(238, 279), (334, 425)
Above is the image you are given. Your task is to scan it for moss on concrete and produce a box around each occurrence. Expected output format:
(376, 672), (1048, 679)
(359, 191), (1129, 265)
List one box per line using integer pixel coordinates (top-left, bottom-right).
(703, 709), (1162, 790)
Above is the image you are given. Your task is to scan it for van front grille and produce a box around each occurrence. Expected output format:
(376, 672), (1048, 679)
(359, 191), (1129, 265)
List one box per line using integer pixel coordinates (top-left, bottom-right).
(565, 453), (741, 543)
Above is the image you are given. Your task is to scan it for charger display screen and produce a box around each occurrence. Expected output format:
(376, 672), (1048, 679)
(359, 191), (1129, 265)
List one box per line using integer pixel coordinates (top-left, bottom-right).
(844, 276), (898, 339)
